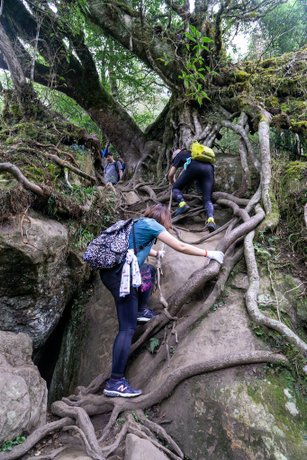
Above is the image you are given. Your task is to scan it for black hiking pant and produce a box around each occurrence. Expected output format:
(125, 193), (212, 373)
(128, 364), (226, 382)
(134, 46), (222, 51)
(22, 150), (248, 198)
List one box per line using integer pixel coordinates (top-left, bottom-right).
(100, 264), (155, 378)
(172, 160), (215, 218)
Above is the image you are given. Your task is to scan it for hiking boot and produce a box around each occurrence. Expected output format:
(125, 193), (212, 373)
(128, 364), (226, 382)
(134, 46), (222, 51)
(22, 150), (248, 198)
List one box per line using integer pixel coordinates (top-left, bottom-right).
(103, 377), (142, 398)
(137, 307), (157, 323)
(207, 217), (217, 233)
(174, 202), (190, 217)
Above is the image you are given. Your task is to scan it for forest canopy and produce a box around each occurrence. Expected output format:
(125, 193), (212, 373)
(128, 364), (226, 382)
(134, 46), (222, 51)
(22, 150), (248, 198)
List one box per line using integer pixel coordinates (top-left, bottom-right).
(0, 0), (306, 169)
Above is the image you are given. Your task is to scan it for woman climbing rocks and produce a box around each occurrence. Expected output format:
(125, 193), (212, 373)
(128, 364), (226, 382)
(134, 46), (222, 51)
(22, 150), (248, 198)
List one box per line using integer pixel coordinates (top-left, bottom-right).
(100, 203), (224, 398)
(168, 147), (217, 232)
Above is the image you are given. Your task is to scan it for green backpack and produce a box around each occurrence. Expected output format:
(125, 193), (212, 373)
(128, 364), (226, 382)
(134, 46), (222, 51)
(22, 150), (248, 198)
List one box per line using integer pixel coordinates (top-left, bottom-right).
(191, 141), (216, 164)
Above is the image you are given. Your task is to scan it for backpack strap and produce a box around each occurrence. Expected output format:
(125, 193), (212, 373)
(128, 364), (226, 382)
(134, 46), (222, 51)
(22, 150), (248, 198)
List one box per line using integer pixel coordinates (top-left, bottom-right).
(183, 157), (192, 170)
(114, 161), (120, 181)
(132, 220), (137, 254)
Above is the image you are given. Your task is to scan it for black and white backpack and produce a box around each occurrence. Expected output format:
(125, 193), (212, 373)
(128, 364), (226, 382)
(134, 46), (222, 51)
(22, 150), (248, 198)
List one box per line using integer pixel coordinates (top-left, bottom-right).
(83, 219), (134, 269)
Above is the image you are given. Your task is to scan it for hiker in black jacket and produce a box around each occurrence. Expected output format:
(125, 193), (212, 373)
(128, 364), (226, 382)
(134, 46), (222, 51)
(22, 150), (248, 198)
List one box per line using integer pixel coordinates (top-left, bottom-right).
(168, 148), (217, 232)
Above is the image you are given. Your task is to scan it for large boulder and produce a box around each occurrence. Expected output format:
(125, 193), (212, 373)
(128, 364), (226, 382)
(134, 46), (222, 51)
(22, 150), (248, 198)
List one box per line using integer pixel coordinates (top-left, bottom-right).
(0, 213), (85, 347)
(215, 155), (243, 193)
(0, 331), (47, 444)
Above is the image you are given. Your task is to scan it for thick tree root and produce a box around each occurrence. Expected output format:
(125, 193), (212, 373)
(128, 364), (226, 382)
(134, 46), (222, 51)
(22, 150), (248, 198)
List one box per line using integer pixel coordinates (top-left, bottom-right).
(0, 418), (73, 460)
(244, 223), (307, 356)
(1, 352), (271, 460)
(0, 162), (46, 196)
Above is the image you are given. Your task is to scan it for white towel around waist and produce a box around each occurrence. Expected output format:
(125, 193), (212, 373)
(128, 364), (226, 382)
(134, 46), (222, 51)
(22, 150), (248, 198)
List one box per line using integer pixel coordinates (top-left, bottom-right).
(119, 249), (141, 297)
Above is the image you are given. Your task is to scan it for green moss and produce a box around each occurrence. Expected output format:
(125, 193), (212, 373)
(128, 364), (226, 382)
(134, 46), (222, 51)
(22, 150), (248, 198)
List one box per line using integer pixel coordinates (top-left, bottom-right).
(284, 161), (307, 180)
(272, 160), (307, 256)
(265, 96), (279, 108)
(4, 136), (21, 145)
(290, 120), (307, 134)
(261, 57), (278, 68)
(27, 166), (45, 182)
(258, 189), (280, 232)
(233, 70), (250, 82)
(247, 370), (307, 444)
(280, 100), (306, 115)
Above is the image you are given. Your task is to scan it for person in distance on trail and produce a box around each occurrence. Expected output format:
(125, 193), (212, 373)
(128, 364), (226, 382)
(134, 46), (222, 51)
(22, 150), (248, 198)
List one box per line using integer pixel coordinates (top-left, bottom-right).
(168, 146), (217, 232)
(104, 151), (123, 185)
(117, 155), (126, 176)
(100, 203), (224, 399)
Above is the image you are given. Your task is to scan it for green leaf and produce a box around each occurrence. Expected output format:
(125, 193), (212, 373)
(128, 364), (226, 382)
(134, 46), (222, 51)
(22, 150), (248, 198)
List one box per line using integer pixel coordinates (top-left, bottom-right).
(201, 37), (213, 43)
(148, 337), (160, 354)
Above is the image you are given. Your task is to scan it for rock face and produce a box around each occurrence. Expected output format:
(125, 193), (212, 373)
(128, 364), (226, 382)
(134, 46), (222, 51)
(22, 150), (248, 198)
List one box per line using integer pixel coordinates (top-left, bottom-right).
(48, 274), (117, 401)
(125, 434), (169, 460)
(215, 155), (243, 193)
(0, 214), (85, 347)
(160, 368), (307, 460)
(0, 331), (47, 444)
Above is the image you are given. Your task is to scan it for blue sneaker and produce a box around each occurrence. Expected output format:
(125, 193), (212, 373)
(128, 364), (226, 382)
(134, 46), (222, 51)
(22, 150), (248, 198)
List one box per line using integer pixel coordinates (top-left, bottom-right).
(174, 203), (190, 217)
(137, 307), (157, 323)
(103, 377), (142, 398)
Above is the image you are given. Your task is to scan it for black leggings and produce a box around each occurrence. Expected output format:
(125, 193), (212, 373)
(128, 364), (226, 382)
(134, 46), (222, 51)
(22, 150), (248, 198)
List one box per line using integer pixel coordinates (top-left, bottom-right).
(172, 161), (215, 218)
(100, 264), (155, 378)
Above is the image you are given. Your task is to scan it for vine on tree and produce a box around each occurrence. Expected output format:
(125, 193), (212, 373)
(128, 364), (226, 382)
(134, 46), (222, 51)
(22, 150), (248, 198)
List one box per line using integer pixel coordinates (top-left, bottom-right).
(178, 25), (214, 105)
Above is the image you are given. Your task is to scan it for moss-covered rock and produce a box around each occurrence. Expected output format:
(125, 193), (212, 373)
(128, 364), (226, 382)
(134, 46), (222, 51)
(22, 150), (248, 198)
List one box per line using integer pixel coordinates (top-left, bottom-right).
(273, 160), (307, 256)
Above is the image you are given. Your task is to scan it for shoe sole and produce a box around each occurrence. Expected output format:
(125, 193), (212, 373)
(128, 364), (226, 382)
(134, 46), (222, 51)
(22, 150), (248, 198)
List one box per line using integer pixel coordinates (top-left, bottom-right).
(174, 208), (190, 217)
(137, 317), (153, 322)
(208, 226), (217, 233)
(103, 389), (142, 398)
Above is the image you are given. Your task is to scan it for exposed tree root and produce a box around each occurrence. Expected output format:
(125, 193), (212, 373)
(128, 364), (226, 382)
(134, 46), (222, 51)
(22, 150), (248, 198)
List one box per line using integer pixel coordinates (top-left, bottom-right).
(0, 162), (46, 196)
(37, 150), (96, 184)
(51, 351), (288, 418)
(222, 119), (260, 171)
(3, 351), (273, 460)
(135, 410), (184, 458)
(51, 403), (103, 459)
(0, 418), (73, 460)
(244, 221), (307, 356)
(27, 446), (67, 460)
(0, 162), (93, 218)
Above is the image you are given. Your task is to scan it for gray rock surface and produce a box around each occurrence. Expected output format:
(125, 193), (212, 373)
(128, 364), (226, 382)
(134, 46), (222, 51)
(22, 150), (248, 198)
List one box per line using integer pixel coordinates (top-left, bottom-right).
(215, 155), (243, 193)
(0, 331), (47, 444)
(0, 214), (86, 347)
(48, 274), (117, 401)
(125, 434), (170, 460)
(54, 448), (92, 460)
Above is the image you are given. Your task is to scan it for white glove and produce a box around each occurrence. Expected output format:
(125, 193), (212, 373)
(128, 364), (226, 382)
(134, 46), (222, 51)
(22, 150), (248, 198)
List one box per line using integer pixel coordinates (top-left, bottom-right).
(157, 249), (165, 258)
(207, 250), (224, 264)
